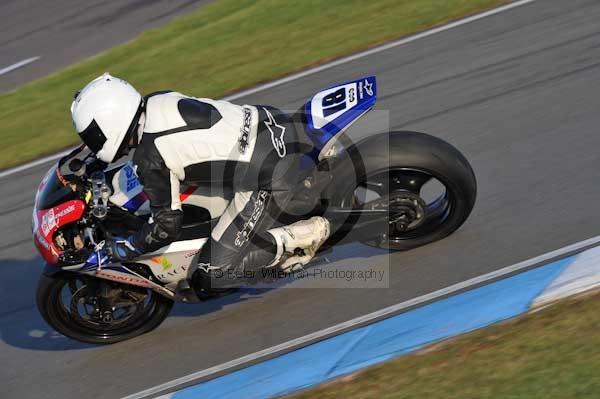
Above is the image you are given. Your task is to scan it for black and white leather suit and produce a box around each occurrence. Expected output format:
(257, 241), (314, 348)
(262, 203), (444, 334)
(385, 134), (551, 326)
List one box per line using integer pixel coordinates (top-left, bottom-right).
(130, 91), (306, 289)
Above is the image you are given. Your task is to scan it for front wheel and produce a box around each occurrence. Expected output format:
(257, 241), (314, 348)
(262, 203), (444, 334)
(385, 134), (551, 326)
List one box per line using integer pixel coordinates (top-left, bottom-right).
(36, 272), (173, 344)
(331, 131), (477, 250)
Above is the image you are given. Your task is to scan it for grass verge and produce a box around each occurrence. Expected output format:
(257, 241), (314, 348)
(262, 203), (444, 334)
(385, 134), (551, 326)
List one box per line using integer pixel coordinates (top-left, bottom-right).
(288, 291), (600, 399)
(0, 0), (508, 170)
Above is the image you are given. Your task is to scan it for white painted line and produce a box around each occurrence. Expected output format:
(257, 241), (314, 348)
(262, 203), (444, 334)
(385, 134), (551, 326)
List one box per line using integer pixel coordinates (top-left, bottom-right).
(0, 56), (41, 76)
(223, 0), (539, 101)
(122, 232), (600, 399)
(0, 149), (72, 179)
(0, 0), (538, 180)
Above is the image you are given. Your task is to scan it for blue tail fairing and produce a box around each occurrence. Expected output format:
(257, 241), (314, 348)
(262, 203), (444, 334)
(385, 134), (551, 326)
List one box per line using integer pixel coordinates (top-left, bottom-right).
(303, 76), (377, 160)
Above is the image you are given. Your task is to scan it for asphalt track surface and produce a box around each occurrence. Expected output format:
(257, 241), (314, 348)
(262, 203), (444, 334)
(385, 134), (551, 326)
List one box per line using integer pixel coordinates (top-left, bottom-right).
(0, 0), (211, 93)
(2, 0), (600, 397)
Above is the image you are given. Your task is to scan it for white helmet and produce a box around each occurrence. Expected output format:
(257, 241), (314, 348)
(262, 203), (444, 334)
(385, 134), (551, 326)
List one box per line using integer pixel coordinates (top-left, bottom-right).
(71, 72), (142, 163)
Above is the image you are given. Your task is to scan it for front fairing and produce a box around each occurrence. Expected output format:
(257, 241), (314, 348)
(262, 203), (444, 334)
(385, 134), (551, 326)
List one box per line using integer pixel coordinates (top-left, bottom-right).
(32, 165), (86, 264)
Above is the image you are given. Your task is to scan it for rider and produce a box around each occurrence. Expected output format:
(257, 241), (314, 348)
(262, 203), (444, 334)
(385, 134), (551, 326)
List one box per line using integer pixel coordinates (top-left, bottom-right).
(71, 73), (330, 295)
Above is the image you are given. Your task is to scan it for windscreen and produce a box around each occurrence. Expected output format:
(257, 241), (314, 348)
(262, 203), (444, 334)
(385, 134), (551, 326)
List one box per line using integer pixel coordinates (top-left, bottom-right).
(35, 168), (76, 210)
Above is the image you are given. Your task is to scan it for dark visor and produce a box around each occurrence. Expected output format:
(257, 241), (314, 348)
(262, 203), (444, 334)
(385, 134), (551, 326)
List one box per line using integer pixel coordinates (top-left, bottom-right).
(78, 119), (107, 153)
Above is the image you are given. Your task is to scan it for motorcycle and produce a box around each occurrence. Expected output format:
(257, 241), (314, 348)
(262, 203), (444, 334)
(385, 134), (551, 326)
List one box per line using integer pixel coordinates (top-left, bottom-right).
(33, 76), (477, 344)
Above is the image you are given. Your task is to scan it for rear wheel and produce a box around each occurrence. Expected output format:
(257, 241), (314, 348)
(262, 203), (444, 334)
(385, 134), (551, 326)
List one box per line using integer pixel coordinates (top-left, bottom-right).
(36, 273), (173, 344)
(331, 131), (477, 250)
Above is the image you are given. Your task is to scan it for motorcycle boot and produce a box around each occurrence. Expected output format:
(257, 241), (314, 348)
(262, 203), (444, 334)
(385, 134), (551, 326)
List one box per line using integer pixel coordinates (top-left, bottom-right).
(267, 216), (330, 272)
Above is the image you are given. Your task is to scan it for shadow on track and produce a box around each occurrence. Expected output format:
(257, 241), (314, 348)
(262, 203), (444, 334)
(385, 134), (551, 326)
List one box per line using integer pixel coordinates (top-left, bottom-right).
(0, 243), (387, 350)
(170, 243), (389, 317)
(0, 256), (97, 351)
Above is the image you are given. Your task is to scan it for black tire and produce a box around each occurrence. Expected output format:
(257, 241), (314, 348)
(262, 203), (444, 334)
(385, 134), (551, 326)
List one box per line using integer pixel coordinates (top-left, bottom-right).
(329, 131), (476, 250)
(36, 273), (173, 345)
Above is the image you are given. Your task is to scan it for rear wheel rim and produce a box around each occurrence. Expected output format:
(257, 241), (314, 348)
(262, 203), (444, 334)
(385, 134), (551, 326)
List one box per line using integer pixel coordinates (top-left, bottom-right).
(347, 168), (457, 249)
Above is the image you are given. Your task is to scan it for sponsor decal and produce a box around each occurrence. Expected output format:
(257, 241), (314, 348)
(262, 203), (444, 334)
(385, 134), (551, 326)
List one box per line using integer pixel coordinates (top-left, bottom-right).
(263, 108), (286, 158)
(55, 204), (75, 219)
(239, 106), (252, 154)
(235, 190), (268, 247)
(150, 256), (174, 271)
(197, 262), (213, 273)
(40, 203), (81, 236)
(41, 209), (56, 236)
(123, 164), (140, 192)
(184, 250), (199, 259)
(157, 264), (189, 280)
(364, 79), (374, 96)
(95, 270), (153, 287)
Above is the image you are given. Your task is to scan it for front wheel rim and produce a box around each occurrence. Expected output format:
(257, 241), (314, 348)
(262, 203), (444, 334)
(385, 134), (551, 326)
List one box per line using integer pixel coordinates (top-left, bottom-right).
(52, 276), (161, 340)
